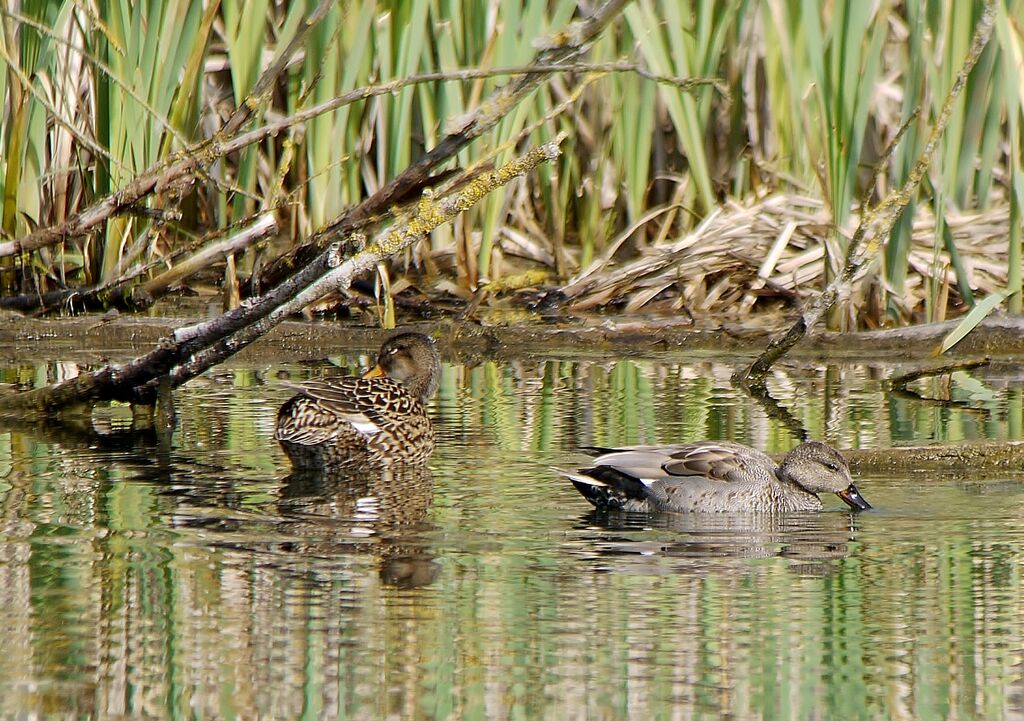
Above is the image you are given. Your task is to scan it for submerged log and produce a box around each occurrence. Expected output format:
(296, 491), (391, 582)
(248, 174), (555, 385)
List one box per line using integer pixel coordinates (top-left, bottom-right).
(842, 442), (1024, 474)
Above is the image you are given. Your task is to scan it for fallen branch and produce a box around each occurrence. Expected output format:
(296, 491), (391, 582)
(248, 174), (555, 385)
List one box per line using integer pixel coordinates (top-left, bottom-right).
(842, 442), (1024, 473)
(136, 214), (278, 303)
(131, 140), (564, 404)
(888, 358), (991, 393)
(886, 358), (993, 410)
(733, 0), (998, 389)
(0, 141), (562, 414)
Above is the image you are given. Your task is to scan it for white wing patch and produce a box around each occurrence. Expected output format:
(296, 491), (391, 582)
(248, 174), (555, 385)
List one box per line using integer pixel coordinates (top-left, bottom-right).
(340, 413), (381, 436)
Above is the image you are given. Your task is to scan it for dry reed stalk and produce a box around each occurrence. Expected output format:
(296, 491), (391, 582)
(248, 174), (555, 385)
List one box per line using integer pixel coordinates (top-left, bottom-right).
(556, 193), (1013, 324)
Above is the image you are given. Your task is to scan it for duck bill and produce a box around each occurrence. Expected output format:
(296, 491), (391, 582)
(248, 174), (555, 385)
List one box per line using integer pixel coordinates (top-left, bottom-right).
(837, 483), (872, 511)
(362, 365), (386, 379)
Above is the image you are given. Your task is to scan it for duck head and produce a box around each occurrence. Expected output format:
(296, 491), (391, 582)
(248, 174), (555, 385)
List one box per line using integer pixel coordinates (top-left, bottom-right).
(363, 332), (442, 402)
(780, 441), (871, 511)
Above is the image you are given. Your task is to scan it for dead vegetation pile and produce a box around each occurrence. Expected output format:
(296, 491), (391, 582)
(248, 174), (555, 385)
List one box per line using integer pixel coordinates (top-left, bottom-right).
(554, 194), (1010, 327)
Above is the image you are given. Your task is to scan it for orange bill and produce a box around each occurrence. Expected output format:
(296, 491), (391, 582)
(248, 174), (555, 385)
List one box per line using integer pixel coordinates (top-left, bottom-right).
(362, 365), (385, 379)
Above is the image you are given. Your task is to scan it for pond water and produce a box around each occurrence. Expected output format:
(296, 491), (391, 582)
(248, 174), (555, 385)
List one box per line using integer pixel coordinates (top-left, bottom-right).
(2, 340), (1024, 720)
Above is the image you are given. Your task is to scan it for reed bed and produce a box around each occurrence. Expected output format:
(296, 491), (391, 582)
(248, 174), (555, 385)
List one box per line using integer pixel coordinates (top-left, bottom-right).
(0, 0), (1020, 329)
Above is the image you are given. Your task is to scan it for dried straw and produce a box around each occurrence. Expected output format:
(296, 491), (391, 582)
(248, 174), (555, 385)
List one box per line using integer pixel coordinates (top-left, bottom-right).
(557, 194), (1011, 324)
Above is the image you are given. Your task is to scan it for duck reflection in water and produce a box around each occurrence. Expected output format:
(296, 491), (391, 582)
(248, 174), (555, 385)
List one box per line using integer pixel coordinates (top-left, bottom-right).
(571, 507), (860, 576)
(274, 331), (443, 587)
(280, 463), (440, 588)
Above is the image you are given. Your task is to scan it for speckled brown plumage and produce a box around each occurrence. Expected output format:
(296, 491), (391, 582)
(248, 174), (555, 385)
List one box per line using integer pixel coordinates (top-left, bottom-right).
(275, 332), (441, 468)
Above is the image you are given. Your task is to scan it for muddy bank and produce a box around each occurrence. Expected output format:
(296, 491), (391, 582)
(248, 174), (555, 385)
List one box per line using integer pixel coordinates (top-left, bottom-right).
(2, 311), (1024, 365)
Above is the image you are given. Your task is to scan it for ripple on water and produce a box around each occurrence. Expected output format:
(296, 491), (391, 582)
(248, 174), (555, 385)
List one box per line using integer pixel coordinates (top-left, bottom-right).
(3, 355), (1024, 719)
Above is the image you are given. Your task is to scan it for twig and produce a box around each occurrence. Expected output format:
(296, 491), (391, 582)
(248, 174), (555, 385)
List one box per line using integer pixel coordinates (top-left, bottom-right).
(887, 356), (994, 414)
(222, 0), (334, 135)
(888, 358), (991, 393)
(733, 0), (999, 390)
(0, 214), (277, 314)
(138, 214), (278, 299)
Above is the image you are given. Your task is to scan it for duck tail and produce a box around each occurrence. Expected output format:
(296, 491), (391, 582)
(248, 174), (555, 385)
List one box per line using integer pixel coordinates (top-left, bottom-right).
(554, 465), (652, 510)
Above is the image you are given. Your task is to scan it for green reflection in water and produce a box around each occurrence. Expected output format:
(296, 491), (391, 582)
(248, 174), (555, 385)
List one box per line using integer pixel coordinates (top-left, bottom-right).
(1, 355), (1023, 719)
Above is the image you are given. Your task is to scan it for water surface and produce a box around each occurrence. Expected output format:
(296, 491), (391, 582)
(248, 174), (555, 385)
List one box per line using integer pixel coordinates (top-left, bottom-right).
(2, 348), (1023, 720)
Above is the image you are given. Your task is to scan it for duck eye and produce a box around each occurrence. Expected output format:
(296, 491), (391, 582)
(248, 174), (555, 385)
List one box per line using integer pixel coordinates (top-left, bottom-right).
(823, 461), (839, 472)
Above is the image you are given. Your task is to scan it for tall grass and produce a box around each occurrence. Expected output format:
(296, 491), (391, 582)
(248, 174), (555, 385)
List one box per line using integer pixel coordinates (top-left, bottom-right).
(0, 0), (1021, 327)
(92, 2), (210, 281)
(760, 1), (886, 329)
(882, 1), (1018, 323)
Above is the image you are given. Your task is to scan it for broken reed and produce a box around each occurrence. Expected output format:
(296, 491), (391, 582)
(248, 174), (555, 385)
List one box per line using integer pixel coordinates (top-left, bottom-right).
(1, 0), (1021, 324)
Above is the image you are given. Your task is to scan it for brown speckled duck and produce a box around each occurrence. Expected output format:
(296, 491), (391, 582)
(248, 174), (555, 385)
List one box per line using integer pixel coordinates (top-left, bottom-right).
(275, 332), (441, 468)
(557, 440), (871, 513)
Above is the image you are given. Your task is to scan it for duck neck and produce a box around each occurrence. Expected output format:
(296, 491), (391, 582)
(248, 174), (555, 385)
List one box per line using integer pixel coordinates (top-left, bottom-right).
(405, 373), (438, 404)
(773, 469), (823, 511)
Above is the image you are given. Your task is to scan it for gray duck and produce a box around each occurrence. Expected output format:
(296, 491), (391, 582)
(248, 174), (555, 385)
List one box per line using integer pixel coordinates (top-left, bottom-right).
(557, 440), (871, 513)
(275, 332), (441, 468)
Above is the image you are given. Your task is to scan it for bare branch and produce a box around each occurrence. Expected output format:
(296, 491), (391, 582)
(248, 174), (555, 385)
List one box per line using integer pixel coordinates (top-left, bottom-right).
(135, 139), (564, 402)
(138, 214), (278, 299)
(0, 214), (277, 314)
(222, 0), (335, 135)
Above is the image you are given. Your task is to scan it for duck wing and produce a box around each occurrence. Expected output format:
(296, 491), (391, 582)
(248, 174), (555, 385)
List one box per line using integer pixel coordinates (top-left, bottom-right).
(658, 443), (772, 484)
(276, 376), (421, 444)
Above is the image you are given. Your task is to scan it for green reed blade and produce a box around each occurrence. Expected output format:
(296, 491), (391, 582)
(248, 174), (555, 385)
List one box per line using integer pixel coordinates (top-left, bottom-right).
(164, 2), (219, 154)
(305, 3), (344, 228)
(941, 290), (1007, 354)
(625, 0), (715, 214)
(940, 205), (975, 309)
(388, 2), (429, 180)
